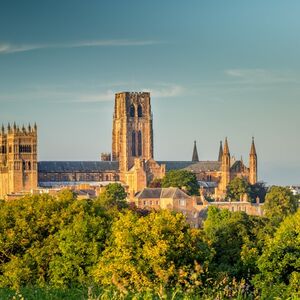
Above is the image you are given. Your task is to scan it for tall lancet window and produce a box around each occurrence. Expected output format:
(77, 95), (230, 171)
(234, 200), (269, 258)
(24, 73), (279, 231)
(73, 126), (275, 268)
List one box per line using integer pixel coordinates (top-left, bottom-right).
(132, 131), (136, 156)
(138, 104), (143, 117)
(137, 131), (142, 156)
(129, 104), (135, 117)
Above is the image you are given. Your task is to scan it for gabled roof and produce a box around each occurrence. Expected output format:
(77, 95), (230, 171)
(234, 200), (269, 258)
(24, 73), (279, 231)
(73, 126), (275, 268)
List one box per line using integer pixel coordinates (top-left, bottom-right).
(230, 160), (246, 172)
(38, 161), (119, 172)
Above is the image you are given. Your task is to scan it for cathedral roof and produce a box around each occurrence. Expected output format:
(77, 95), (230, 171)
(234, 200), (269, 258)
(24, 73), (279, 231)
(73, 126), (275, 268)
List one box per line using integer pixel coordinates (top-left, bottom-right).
(38, 161), (119, 173)
(157, 161), (194, 171)
(184, 161), (221, 172)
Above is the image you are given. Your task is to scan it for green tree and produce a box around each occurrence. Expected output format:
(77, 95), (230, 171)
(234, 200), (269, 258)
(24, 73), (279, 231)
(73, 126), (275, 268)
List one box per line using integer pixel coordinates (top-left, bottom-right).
(162, 170), (200, 196)
(249, 181), (267, 203)
(93, 210), (211, 294)
(263, 186), (298, 225)
(226, 177), (251, 201)
(98, 183), (127, 209)
(0, 193), (110, 289)
(253, 210), (300, 299)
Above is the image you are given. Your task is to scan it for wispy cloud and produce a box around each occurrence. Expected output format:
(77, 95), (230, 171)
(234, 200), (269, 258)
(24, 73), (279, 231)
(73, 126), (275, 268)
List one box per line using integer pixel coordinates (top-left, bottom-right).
(0, 82), (184, 104)
(0, 39), (160, 54)
(225, 68), (297, 84)
(142, 84), (184, 98)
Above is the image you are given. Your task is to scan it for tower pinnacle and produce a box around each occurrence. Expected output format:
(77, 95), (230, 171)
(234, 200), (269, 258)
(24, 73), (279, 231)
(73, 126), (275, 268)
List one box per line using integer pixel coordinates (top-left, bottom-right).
(223, 137), (230, 155)
(250, 136), (257, 156)
(218, 140), (223, 162)
(192, 140), (199, 162)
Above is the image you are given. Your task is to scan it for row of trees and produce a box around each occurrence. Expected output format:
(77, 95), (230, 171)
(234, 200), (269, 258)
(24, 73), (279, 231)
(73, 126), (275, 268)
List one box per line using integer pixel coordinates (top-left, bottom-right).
(0, 182), (299, 298)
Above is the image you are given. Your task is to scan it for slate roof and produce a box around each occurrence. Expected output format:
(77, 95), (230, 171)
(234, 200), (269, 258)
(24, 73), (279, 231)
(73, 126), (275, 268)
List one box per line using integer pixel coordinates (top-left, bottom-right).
(38, 161), (119, 173)
(136, 187), (190, 199)
(198, 181), (218, 188)
(157, 161), (194, 171)
(184, 161), (221, 172)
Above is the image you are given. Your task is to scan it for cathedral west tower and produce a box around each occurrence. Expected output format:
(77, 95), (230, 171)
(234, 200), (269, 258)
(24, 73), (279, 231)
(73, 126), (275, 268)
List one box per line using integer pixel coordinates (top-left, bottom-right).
(112, 92), (154, 179)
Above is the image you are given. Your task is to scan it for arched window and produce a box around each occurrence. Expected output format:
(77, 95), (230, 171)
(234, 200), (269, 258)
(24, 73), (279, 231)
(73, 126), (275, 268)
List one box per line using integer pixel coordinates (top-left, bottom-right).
(138, 131), (142, 156)
(132, 131), (136, 156)
(138, 104), (143, 117)
(129, 104), (135, 117)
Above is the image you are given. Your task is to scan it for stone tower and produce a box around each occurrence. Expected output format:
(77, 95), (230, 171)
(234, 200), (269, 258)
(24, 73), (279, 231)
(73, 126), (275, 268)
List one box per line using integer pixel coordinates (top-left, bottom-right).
(249, 137), (257, 184)
(220, 137), (231, 195)
(112, 92), (153, 178)
(0, 123), (38, 198)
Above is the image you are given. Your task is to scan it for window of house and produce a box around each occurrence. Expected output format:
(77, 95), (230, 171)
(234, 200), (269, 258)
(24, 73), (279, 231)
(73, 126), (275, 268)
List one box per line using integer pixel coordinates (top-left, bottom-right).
(179, 199), (186, 206)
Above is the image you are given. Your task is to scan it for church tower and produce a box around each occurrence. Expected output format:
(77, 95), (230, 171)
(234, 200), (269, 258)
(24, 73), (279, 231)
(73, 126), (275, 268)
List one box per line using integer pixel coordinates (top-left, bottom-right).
(220, 137), (231, 195)
(0, 123), (37, 198)
(112, 92), (153, 177)
(249, 137), (257, 184)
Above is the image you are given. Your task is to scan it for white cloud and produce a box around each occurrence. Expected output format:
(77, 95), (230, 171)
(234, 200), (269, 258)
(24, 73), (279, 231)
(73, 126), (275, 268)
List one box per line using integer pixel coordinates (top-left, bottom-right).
(0, 39), (160, 54)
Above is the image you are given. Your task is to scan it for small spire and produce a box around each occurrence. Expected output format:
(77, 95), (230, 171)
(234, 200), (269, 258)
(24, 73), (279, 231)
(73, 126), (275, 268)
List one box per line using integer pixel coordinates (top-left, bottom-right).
(28, 123), (31, 132)
(192, 140), (199, 162)
(13, 122), (17, 131)
(250, 136), (257, 156)
(223, 137), (230, 155)
(22, 124), (26, 132)
(218, 140), (223, 162)
(1, 124), (4, 134)
(7, 122), (11, 132)
(34, 122), (37, 131)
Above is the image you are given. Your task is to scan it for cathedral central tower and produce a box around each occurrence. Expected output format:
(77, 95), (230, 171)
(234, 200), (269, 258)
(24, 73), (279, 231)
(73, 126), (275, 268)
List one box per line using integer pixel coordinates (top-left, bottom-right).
(112, 92), (154, 175)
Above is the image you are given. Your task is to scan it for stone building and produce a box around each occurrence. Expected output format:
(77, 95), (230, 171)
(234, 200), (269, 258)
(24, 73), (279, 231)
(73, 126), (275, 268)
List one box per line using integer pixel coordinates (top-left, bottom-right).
(1, 91), (258, 201)
(0, 123), (38, 198)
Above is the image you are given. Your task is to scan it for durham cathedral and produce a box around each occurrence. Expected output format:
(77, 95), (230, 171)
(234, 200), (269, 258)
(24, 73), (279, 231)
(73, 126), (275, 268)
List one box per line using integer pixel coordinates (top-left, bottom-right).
(0, 92), (257, 200)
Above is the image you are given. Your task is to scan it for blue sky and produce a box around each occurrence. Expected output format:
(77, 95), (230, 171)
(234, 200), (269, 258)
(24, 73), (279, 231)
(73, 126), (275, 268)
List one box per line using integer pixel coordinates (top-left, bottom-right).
(1, 0), (300, 185)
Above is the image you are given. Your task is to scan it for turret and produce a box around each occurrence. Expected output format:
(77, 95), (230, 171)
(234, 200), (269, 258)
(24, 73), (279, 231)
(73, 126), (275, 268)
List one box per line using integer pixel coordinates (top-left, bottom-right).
(249, 137), (257, 184)
(28, 123), (31, 132)
(34, 122), (37, 132)
(218, 141), (223, 162)
(1, 124), (4, 135)
(192, 140), (199, 162)
(7, 123), (11, 133)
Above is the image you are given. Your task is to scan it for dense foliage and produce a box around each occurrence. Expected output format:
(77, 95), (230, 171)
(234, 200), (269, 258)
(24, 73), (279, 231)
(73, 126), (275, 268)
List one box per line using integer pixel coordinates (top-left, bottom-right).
(0, 184), (299, 299)
(162, 170), (200, 195)
(226, 178), (268, 203)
